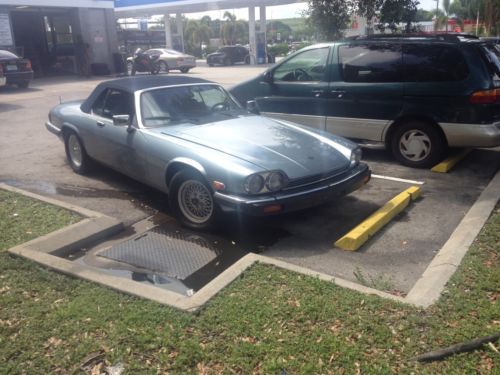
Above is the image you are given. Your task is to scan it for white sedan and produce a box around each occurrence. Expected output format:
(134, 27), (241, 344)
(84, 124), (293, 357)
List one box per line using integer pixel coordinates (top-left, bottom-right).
(127, 48), (196, 74)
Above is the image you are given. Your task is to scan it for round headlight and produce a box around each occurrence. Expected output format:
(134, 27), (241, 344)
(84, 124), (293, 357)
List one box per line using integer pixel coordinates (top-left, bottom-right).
(244, 174), (265, 194)
(266, 171), (286, 192)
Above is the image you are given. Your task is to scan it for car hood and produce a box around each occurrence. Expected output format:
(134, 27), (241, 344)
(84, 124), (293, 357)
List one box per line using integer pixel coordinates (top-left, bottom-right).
(157, 116), (352, 179)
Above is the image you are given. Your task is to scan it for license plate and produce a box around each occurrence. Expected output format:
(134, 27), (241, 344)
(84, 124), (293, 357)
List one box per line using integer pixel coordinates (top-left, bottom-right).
(6, 64), (17, 71)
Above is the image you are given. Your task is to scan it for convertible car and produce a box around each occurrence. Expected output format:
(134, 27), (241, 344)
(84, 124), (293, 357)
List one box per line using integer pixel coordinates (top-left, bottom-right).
(46, 76), (371, 230)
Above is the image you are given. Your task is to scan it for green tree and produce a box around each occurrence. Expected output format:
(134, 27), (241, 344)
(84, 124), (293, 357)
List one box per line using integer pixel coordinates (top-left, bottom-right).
(184, 20), (211, 57)
(305, 0), (355, 40)
(220, 12), (247, 45)
(266, 20), (293, 42)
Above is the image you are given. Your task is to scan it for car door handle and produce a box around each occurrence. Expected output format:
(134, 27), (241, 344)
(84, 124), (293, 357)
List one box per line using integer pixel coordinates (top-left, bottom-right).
(96, 121), (105, 127)
(311, 89), (325, 97)
(330, 89), (346, 98)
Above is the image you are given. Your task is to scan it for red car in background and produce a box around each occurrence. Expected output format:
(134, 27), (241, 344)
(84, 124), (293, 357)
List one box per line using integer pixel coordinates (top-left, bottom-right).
(0, 49), (33, 88)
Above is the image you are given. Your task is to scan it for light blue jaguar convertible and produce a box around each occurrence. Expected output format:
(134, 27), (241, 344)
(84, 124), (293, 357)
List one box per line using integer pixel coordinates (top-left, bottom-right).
(46, 76), (370, 230)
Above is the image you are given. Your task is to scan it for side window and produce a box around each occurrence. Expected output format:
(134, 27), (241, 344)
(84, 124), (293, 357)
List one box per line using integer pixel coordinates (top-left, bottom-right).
(273, 47), (329, 82)
(93, 89), (134, 119)
(403, 44), (469, 82)
(339, 43), (402, 83)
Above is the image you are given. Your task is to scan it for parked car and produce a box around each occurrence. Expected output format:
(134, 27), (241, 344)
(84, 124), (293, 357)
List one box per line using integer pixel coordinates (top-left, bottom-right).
(127, 48), (196, 74)
(230, 34), (500, 168)
(0, 49), (34, 88)
(45, 76), (370, 230)
(207, 45), (250, 66)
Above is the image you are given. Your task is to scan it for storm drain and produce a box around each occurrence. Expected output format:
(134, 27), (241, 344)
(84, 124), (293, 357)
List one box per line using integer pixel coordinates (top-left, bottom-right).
(98, 227), (219, 280)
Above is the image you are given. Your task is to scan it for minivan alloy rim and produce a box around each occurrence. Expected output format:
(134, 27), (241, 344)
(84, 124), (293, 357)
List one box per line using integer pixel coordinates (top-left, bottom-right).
(68, 135), (82, 167)
(399, 130), (431, 162)
(178, 180), (213, 224)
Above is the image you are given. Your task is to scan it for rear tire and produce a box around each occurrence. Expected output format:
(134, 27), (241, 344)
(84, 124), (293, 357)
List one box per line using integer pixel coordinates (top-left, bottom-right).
(64, 130), (92, 174)
(180, 67), (190, 73)
(169, 170), (218, 231)
(18, 81), (29, 89)
(390, 121), (446, 168)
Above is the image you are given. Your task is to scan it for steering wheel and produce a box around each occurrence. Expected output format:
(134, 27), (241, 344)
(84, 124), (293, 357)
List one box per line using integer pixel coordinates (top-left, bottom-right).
(293, 68), (312, 81)
(211, 102), (230, 111)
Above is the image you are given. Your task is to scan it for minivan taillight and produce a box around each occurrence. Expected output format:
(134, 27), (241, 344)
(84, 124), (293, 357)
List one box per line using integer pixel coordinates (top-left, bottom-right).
(25, 59), (32, 70)
(469, 89), (500, 104)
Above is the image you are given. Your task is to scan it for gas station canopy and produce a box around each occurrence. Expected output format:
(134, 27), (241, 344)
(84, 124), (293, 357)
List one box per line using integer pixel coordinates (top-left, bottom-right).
(115, 0), (303, 17)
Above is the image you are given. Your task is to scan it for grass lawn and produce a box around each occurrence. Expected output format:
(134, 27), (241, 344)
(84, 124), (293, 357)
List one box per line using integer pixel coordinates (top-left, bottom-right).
(0, 188), (498, 374)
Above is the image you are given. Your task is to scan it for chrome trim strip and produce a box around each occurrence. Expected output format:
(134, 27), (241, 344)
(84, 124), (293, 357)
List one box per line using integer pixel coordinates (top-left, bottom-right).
(439, 122), (500, 147)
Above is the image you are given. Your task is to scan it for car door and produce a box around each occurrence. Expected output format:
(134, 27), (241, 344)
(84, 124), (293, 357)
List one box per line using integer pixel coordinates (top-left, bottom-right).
(325, 42), (403, 142)
(89, 88), (149, 180)
(255, 46), (332, 131)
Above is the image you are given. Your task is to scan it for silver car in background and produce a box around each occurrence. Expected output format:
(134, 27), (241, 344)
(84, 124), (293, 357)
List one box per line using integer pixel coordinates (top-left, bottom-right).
(127, 48), (196, 74)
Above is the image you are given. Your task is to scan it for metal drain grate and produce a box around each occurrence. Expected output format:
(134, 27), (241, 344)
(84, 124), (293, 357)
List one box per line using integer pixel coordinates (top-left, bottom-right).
(98, 227), (218, 280)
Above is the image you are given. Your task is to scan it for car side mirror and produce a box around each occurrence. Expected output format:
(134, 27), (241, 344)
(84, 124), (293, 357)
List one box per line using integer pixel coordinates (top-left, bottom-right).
(112, 114), (130, 126)
(246, 100), (260, 115)
(262, 70), (273, 83)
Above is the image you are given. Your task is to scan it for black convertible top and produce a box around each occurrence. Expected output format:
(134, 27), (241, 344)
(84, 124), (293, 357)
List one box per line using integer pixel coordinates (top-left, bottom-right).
(81, 75), (214, 113)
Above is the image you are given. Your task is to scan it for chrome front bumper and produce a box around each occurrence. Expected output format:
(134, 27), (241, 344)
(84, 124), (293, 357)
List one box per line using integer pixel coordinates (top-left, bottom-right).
(214, 163), (371, 216)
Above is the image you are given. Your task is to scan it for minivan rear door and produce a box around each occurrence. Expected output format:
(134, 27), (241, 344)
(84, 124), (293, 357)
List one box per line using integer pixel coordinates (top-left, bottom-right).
(256, 46), (332, 131)
(325, 42), (404, 142)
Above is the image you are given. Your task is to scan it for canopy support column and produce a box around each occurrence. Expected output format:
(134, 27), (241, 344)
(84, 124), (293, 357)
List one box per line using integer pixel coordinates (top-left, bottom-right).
(164, 14), (172, 48)
(248, 6), (256, 65)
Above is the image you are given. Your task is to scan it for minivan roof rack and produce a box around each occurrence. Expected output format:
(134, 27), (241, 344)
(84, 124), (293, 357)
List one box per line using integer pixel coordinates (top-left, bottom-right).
(348, 33), (480, 42)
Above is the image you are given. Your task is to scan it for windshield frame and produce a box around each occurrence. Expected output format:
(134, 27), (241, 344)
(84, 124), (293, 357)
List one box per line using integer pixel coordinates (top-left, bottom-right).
(136, 83), (244, 129)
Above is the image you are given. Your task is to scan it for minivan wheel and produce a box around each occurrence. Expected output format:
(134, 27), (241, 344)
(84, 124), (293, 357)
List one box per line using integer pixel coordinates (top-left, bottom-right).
(391, 121), (446, 168)
(169, 170), (218, 230)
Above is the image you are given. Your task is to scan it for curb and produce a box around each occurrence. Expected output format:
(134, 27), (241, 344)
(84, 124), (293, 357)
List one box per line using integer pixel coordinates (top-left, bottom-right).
(335, 186), (421, 251)
(405, 168), (500, 307)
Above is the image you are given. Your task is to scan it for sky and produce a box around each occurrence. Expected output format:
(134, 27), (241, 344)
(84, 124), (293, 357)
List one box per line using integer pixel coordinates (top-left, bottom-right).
(184, 0), (439, 20)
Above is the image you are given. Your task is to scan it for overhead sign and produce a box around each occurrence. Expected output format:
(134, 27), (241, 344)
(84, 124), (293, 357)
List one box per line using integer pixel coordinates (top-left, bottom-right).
(0, 13), (13, 46)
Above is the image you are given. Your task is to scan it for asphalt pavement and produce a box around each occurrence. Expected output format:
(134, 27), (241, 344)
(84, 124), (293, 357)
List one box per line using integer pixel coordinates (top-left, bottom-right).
(1, 66), (498, 293)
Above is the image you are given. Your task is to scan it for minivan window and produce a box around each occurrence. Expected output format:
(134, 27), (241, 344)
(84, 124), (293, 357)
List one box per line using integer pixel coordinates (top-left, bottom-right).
(273, 47), (329, 82)
(480, 44), (500, 82)
(403, 44), (469, 82)
(338, 43), (402, 83)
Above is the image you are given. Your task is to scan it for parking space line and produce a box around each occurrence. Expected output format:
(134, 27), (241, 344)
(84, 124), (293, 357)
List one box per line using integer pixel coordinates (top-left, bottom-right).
(372, 174), (425, 185)
(335, 186), (421, 251)
(431, 148), (471, 173)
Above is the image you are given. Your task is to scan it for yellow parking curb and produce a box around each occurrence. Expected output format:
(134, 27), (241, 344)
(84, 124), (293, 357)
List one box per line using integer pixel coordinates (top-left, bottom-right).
(335, 186), (421, 251)
(431, 149), (471, 173)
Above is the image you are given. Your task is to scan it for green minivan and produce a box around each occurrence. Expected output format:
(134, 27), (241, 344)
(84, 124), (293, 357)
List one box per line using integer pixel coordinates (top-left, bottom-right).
(230, 34), (500, 168)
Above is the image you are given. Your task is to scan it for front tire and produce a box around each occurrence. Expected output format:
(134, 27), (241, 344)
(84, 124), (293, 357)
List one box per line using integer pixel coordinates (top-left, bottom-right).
(159, 61), (169, 74)
(169, 170), (218, 230)
(391, 121), (446, 168)
(64, 131), (92, 174)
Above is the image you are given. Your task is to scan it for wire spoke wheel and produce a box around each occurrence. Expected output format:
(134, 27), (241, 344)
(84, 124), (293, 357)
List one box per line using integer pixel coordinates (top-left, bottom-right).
(68, 134), (83, 168)
(177, 179), (214, 224)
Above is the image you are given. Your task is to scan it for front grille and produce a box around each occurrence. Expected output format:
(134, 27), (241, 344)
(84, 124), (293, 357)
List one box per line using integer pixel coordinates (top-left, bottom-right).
(284, 166), (348, 190)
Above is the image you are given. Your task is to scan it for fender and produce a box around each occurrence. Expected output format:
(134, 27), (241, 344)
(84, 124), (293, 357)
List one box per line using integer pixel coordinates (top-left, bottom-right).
(164, 157), (208, 192)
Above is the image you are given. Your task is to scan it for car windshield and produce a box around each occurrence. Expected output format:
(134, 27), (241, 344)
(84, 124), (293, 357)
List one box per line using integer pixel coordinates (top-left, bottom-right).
(140, 84), (244, 127)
